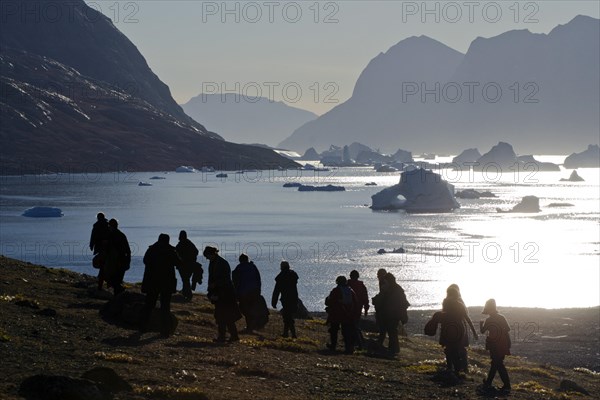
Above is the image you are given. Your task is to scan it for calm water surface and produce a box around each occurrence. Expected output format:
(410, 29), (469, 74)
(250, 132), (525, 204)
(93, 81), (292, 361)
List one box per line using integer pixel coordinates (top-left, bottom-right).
(1, 161), (598, 311)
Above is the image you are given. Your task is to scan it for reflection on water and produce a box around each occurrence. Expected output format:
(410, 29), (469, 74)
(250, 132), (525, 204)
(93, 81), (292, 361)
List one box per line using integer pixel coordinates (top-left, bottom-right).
(1, 165), (598, 311)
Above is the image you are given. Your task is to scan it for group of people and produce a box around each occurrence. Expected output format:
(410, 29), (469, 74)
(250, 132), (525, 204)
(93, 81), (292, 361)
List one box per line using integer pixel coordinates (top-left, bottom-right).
(89, 213), (512, 392)
(89, 212), (131, 295)
(324, 268), (409, 356)
(426, 285), (512, 393)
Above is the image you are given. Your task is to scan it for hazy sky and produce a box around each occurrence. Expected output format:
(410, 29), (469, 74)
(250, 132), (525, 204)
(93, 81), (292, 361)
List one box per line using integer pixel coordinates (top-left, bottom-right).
(88, 1), (599, 115)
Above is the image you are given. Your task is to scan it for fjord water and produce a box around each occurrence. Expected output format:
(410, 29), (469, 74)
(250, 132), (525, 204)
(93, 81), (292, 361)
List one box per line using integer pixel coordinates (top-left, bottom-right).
(1, 162), (598, 311)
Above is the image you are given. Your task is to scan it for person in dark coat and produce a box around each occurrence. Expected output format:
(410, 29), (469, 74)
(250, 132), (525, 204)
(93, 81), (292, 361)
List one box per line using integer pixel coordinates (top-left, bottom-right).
(232, 253), (262, 333)
(373, 268), (387, 344)
(271, 261), (299, 338)
(440, 286), (478, 375)
(140, 233), (182, 337)
(348, 270), (369, 349)
(204, 246), (240, 342)
(175, 230), (199, 301)
(89, 212), (109, 290)
(446, 283), (478, 373)
(104, 218), (131, 295)
(480, 299), (511, 393)
(374, 273), (409, 355)
(325, 276), (360, 354)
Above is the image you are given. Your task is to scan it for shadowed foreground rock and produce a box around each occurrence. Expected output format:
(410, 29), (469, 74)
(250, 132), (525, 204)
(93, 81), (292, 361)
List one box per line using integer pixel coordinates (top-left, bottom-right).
(100, 291), (178, 335)
(19, 375), (111, 400)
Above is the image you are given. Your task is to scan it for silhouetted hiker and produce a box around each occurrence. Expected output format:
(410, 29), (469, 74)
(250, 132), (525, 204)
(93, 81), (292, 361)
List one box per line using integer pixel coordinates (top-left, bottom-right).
(372, 273), (409, 355)
(480, 299), (511, 393)
(140, 233), (182, 338)
(89, 212), (109, 290)
(325, 276), (359, 354)
(204, 246), (240, 342)
(348, 270), (369, 349)
(175, 230), (199, 301)
(440, 286), (478, 376)
(271, 261), (299, 338)
(446, 284), (478, 373)
(232, 254), (263, 333)
(372, 268), (387, 344)
(104, 218), (131, 295)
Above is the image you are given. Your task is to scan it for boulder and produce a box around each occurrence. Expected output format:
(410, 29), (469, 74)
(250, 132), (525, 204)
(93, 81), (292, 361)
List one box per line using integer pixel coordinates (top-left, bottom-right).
(559, 379), (590, 395)
(371, 168), (460, 213)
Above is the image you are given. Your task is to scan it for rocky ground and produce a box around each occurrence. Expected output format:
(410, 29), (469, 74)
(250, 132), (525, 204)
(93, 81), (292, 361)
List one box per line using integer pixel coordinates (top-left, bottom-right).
(0, 256), (598, 400)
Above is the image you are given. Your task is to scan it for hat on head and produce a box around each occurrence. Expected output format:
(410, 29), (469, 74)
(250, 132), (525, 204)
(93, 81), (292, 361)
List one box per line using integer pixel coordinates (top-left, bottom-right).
(482, 298), (497, 314)
(203, 246), (218, 257)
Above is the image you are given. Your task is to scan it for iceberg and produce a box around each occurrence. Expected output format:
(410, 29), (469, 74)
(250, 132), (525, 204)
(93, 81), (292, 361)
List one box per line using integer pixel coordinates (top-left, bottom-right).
(175, 166), (196, 173)
(564, 145), (600, 169)
(560, 170), (584, 182)
(22, 207), (63, 218)
(297, 184), (345, 192)
(371, 168), (460, 213)
(497, 196), (540, 213)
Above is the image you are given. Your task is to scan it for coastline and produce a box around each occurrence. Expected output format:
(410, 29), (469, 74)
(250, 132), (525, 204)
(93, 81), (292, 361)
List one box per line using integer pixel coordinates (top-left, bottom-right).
(1, 256), (599, 399)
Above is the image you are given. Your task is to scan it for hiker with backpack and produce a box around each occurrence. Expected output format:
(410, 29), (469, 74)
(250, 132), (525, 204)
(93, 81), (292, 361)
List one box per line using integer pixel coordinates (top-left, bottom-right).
(325, 276), (360, 354)
(232, 253), (268, 333)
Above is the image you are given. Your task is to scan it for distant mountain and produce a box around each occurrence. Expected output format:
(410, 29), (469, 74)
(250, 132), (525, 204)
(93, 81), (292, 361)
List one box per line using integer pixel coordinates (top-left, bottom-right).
(0, 0), (296, 173)
(279, 16), (600, 154)
(181, 94), (317, 147)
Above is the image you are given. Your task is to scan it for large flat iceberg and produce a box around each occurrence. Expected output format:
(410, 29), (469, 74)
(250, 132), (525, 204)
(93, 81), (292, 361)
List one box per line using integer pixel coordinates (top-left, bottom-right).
(371, 168), (460, 213)
(22, 207), (64, 218)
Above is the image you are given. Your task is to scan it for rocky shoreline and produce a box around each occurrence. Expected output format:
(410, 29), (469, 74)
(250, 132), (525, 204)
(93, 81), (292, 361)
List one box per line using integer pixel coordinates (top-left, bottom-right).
(1, 256), (598, 399)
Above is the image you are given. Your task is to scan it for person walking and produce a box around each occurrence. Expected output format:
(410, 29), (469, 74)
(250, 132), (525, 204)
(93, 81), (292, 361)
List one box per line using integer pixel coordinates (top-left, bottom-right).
(348, 270), (369, 349)
(175, 230), (199, 301)
(204, 246), (240, 342)
(377, 273), (409, 355)
(446, 283), (478, 373)
(325, 276), (359, 354)
(104, 218), (131, 295)
(271, 261), (299, 338)
(89, 212), (109, 290)
(480, 299), (511, 393)
(372, 268), (388, 345)
(232, 253), (263, 333)
(140, 233), (182, 337)
(440, 286), (478, 375)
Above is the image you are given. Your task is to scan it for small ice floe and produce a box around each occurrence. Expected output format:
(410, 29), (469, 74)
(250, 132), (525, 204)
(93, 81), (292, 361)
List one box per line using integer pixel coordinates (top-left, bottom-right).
(297, 184), (345, 192)
(176, 166), (196, 173)
(138, 182), (153, 186)
(22, 207), (63, 218)
(377, 248), (406, 254)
